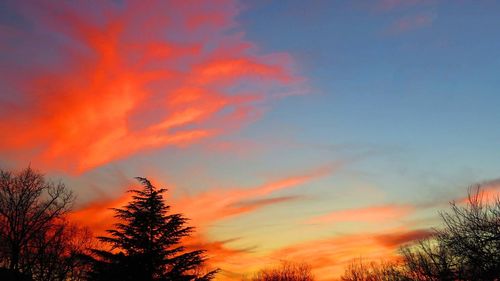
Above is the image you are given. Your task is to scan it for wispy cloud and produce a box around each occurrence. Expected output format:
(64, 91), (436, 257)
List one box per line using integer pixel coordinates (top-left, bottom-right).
(169, 164), (336, 227)
(376, 0), (434, 12)
(375, 228), (433, 247)
(386, 12), (435, 35)
(265, 227), (430, 280)
(0, 0), (303, 173)
(69, 164), (336, 234)
(306, 204), (413, 225)
(456, 178), (500, 204)
(68, 164), (336, 279)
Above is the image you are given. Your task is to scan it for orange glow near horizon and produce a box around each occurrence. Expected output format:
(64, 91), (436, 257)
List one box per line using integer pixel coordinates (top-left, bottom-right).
(68, 163), (426, 280)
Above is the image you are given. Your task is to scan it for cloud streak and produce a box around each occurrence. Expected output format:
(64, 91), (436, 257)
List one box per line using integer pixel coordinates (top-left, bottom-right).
(376, 0), (434, 11)
(307, 204), (413, 225)
(266, 228), (431, 280)
(176, 164), (335, 227)
(69, 164), (335, 234)
(386, 13), (435, 34)
(68, 164), (336, 279)
(0, 0), (302, 172)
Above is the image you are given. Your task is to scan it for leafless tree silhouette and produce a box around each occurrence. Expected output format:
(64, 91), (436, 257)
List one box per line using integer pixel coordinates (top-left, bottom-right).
(341, 259), (406, 281)
(341, 185), (500, 281)
(0, 166), (90, 281)
(251, 261), (314, 281)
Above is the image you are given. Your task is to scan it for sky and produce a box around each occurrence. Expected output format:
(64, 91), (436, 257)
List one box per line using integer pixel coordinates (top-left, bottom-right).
(1, 0), (500, 279)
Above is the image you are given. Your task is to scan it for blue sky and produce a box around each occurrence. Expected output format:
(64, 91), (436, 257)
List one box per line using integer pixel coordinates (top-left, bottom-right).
(237, 0), (500, 189)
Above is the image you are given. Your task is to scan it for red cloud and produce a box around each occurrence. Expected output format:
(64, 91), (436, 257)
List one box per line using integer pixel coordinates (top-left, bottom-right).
(0, 0), (302, 173)
(307, 204), (413, 224)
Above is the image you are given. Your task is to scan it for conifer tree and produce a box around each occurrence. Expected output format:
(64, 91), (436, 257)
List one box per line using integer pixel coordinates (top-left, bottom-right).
(88, 177), (217, 281)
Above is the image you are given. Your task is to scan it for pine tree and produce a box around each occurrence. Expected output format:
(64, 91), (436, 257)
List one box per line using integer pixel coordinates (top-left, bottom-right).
(88, 177), (217, 281)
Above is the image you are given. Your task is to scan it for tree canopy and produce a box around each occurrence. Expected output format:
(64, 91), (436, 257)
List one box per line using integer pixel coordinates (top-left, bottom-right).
(88, 177), (217, 281)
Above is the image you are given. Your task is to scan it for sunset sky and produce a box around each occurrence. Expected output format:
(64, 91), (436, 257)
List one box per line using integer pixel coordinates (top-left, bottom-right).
(1, 0), (500, 280)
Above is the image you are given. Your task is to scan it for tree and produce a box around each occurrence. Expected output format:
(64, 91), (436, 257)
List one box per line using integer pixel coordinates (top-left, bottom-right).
(251, 261), (314, 281)
(341, 259), (407, 281)
(397, 186), (500, 281)
(340, 185), (500, 281)
(399, 239), (460, 281)
(27, 221), (93, 281)
(88, 177), (217, 281)
(0, 166), (79, 280)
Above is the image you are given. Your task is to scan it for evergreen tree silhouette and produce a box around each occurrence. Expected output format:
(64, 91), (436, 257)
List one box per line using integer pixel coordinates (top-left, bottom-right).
(88, 177), (217, 281)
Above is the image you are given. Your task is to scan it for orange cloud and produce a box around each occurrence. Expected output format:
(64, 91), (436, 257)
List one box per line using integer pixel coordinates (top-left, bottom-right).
(375, 229), (433, 248)
(67, 165), (428, 280)
(69, 164), (334, 234)
(69, 191), (134, 236)
(174, 164), (335, 227)
(265, 228), (429, 280)
(0, 0), (302, 173)
(68, 165), (334, 278)
(457, 179), (500, 205)
(307, 204), (413, 224)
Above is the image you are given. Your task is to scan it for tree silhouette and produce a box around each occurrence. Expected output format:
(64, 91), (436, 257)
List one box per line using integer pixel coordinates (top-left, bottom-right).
(340, 185), (500, 281)
(251, 261), (314, 281)
(399, 186), (500, 281)
(88, 177), (217, 281)
(341, 259), (406, 281)
(399, 238), (459, 281)
(0, 166), (90, 281)
(28, 221), (92, 281)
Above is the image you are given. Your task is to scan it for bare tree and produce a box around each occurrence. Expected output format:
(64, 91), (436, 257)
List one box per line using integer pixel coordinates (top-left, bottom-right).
(434, 186), (500, 280)
(27, 221), (93, 281)
(251, 261), (314, 281)
(399, 186), (500, 281)
(397, 185), (500, 281)
(341, 185), (500, 281)
(341, 258), (407, 281)
(399, 239), (460, 281)
(0, 166), (76, 279)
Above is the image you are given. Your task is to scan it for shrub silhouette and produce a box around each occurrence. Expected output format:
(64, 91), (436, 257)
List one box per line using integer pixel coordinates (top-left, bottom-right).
(251, 261), (314, 281)
(87, 177), (217, 281)
(341, 259), (405, 281)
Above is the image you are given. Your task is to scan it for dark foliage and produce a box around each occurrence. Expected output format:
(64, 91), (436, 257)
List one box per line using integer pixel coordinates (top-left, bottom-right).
(0, 267), (33, 281)
(88, 177), (217, 281)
